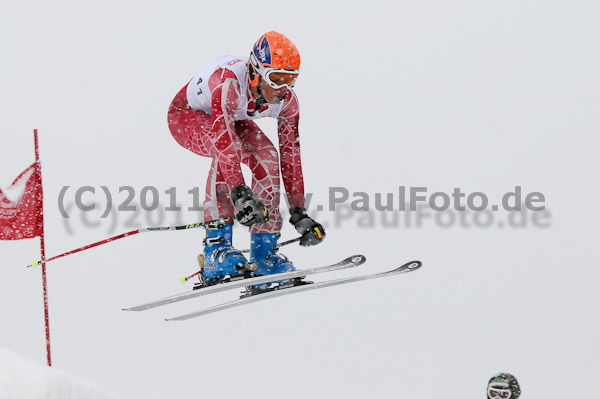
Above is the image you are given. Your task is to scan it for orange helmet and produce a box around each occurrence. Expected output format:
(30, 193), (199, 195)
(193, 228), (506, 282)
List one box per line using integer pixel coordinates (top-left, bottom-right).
(248, 31), (301, 89)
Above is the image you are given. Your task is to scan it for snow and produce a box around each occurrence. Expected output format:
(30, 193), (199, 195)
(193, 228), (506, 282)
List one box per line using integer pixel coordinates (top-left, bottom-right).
(0, 348), (118, 399)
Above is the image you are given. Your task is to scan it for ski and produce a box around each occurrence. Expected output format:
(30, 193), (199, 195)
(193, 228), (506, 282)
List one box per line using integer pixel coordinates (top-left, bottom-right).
(123, 255), (366, 312)
(166, 260), (422, 321)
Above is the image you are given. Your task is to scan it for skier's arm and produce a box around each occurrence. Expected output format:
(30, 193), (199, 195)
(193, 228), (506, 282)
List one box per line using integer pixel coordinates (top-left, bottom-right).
(208, 68), (245, 190)
(277, 91), (305, 209)
(278, 92), (324, 245)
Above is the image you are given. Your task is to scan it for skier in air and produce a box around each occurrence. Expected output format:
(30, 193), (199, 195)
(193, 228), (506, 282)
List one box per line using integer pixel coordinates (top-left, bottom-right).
(487, 373), (521, 399)
(167, 31), (325, 286)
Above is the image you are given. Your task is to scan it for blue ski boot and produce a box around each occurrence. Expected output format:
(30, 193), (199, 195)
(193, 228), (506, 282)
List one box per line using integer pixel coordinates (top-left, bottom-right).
(247, 233), (310, 294)
(250, 232), (295, 276)
(200, 222), (256, 286)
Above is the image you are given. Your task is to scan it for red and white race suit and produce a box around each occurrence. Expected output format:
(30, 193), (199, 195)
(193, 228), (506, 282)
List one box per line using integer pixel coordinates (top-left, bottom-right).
(167, 56), (305, 233)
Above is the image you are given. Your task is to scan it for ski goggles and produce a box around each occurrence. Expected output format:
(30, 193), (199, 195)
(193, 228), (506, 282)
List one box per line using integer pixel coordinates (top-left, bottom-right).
(263, 69), (299, 89)
(488, 387), (511, 399)
(249, 52), (299, 89)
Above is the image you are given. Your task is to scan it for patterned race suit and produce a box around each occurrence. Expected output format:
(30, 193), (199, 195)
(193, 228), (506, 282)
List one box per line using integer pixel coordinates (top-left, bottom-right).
(167, 56), (305, 233)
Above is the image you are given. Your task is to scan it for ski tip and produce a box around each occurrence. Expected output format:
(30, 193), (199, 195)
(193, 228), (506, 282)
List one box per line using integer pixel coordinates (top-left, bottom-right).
(349, 255), (367, 265)
(397, 260), (422, 273)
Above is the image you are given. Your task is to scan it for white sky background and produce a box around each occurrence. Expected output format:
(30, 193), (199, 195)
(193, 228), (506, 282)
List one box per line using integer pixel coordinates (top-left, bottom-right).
(1, 0), (599, 398)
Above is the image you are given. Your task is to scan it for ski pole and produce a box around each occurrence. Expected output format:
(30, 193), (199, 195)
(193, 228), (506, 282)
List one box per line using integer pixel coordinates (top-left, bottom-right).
(28, 217), (234, 269)
(180, 254), (206, 283)
(275, 236), (303, 249)
(181, 271), (201, 284)
(239, 236), (302, 253)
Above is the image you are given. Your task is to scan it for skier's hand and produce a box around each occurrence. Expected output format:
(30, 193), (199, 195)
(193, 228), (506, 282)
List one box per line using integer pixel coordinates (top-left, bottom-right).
(289, 206), (326, 246)
(231, 185), (269, 226)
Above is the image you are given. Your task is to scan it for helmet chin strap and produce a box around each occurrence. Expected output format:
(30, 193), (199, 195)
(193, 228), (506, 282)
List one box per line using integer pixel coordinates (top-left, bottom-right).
(254, 76), (267, 110)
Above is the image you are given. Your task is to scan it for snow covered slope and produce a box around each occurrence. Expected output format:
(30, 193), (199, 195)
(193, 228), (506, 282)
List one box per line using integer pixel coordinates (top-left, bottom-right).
(0, 348), (118, 399)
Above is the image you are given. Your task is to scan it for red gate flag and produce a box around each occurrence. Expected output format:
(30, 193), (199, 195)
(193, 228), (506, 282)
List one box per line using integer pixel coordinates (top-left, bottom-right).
(0, 162), (43, 240)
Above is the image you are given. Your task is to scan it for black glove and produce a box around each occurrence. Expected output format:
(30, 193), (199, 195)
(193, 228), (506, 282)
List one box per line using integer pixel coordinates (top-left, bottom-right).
(230, 185), (269, 226)
(289, 206), (325, 246)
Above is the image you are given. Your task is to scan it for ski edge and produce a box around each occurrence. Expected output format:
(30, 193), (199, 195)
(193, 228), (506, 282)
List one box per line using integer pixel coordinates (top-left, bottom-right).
(122, 255), (366, 312)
